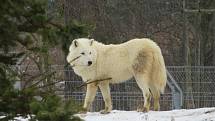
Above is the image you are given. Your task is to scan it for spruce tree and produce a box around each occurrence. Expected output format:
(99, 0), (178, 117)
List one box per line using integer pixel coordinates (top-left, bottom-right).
(0, 0), (91, 120)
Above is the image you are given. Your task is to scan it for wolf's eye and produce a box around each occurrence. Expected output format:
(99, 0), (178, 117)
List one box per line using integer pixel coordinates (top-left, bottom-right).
(81, 52), (85, 55)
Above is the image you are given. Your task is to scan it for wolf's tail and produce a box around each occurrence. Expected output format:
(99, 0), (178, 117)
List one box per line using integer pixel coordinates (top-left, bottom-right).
(151, 45), (167, 94)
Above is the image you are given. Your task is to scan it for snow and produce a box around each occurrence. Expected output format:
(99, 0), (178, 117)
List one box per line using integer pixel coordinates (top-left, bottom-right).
(78, 108), (215, 121)
(14, 116), (31, 121)
(1, 108), (215, 121)
(0, 115), (31, 121)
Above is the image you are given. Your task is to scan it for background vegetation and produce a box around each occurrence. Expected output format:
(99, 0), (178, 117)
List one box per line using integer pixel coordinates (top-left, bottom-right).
(0, 0), (91, 120)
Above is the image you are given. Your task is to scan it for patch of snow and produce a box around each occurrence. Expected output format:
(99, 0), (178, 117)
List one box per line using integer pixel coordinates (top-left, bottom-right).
(78, 107), (215, 121)
(1, 108), (215, 121)
(0, 116), (6, 119)
(0, 115), (31, 121)
(14, 116), (31, 121)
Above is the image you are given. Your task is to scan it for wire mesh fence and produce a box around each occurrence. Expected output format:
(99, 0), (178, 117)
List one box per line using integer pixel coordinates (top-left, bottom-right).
(168, 66), (215, 109)
(60, 66), (173, 111)
(62, 66), (215, 111)
(65, 79), (172, 111)
(15, 65), (215, 111)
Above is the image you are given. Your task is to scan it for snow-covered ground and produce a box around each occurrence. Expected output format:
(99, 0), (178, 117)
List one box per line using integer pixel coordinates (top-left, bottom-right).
(0, 115), (31, 121)
(78, 107), (215, 121)
(1, 108), (215, 121)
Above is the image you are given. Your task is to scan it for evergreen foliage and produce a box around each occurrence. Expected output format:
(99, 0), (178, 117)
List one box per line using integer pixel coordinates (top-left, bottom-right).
(30, 95), (82, 121)
(0, 0), (92, 120)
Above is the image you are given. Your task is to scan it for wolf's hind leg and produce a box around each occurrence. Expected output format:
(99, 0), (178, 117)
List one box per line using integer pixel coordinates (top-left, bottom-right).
(135, 74), (151, 112)
(141, 87), (151, 112)
(150, 86), (160, 111)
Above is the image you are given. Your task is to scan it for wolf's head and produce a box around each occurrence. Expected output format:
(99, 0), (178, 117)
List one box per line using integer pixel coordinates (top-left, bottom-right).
(67, 38), (97, 67)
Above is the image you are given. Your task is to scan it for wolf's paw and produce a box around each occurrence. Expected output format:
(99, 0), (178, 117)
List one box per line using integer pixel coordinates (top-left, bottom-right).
(137, 105), (149, 112)
(100, 109), (110, 114)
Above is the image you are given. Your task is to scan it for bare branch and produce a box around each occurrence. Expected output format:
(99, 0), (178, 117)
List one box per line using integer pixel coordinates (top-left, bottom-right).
(77, 77), (112, 88)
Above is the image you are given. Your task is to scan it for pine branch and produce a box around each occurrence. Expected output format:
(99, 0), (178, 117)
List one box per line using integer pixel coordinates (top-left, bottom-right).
(35, 80), (63, 89)
(28, 71), (56, 89)
(49, 21), (64, 30)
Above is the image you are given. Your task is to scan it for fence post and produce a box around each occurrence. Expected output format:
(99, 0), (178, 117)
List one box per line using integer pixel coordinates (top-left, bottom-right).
(167, 70), (183, 109)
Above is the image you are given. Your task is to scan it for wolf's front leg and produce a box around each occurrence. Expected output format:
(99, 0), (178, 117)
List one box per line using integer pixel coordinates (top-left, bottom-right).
(99, 81), (112, 114)
(82, 83), (98, 113)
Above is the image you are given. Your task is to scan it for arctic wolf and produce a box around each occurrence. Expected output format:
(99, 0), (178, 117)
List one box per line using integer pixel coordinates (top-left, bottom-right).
(67, 38), (167, 114)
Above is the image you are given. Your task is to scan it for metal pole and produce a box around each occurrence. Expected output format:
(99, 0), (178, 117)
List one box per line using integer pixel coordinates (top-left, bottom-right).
(167, 70), (183, 109)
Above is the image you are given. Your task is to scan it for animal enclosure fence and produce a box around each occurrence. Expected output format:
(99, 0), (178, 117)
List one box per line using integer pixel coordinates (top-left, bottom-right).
(168, 66), (215, 109)
(15, 65), (215, 111)
(63, 66), (215, 111)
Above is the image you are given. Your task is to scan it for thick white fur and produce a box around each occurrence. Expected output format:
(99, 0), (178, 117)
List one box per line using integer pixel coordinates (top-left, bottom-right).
(67, 38), (167, 113)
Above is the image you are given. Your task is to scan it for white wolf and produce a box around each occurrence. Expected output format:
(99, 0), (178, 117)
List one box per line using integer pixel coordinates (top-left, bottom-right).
(67, 38), (166, 114)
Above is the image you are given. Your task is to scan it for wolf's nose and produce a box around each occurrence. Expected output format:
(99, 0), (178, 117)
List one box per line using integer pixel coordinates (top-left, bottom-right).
(88, 61), (92, 66)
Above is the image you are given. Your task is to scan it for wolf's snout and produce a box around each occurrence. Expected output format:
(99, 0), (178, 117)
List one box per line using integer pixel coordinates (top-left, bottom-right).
(88, 61), (92, 66)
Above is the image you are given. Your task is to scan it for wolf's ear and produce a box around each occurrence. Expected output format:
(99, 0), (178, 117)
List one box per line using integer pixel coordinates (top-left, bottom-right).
(73, 40), (78, 47)
(90, 39), (94, 46)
